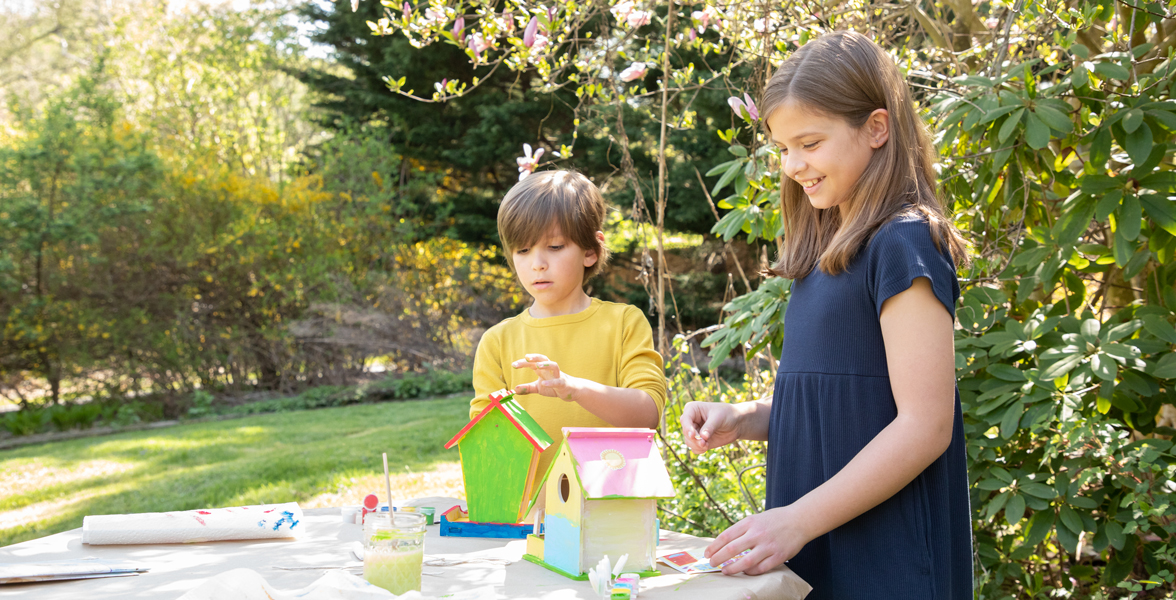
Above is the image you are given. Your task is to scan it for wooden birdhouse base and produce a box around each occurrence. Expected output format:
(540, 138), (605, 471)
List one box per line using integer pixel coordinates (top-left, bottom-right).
(521, 553), (661, 580)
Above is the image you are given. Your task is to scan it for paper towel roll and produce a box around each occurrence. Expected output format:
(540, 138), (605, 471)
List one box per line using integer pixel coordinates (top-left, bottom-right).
(83, 503), (304, 545)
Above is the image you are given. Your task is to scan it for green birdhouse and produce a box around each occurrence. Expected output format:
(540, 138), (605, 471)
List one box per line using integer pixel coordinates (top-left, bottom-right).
(444, 389), (553, 524)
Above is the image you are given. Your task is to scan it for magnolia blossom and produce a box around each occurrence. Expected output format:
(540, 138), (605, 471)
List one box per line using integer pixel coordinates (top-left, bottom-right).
(350, 0), (358, 12)
(523, 16), (539, 47)
(727, 94), (759, 121)
(452, 16), (465, 42)
(692, 6), (721, 31)
(402, 2), (410, 20)
(468, 33), (492, 58)
(503, 11), (514, 32)
(531, 33), (550, 52)
(626, 10), (651, 27)
(424, 7), (446, 25)
(517, 143), (545, 180)
(610, 1), (634, 22)
(619, 62), (646, 82)
(434, 78), (449, 94)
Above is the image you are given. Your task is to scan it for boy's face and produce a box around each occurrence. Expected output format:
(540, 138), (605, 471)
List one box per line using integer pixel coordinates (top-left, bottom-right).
(512, 225), (600, 316)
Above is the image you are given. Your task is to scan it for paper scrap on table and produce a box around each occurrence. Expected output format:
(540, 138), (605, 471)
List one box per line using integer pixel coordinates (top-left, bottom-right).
(659, 548), (752, 574)
(82, 502), (303, 545)
(178, 568), (498, 600)
(0, 559), (148, 584)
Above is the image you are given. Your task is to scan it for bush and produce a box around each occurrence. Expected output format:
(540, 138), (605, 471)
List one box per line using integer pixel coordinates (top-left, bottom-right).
(47, 402), (103, 431)
(3, 408), (47, 436)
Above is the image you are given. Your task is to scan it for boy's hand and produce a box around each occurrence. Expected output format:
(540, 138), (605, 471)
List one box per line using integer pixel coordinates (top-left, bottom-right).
(511, 354), (581, 402)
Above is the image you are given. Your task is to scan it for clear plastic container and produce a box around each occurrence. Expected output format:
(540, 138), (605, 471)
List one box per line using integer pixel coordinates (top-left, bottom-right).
(363, 512), (426, 594)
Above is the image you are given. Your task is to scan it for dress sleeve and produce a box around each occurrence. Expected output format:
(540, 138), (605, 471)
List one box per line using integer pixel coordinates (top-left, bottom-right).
(868, 218), (960, 319)
(617, 306), (667, 424)
(470, 326), (508, 420)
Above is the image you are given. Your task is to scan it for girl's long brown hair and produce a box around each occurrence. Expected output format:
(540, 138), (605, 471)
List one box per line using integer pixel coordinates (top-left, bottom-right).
(761, 31), (969, 279)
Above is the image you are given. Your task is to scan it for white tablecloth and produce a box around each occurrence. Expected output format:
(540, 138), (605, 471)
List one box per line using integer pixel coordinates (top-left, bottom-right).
(0, 508), (810, 599)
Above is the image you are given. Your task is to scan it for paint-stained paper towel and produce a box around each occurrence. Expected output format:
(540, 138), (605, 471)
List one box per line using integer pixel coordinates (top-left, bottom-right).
(82, 503), (303, 545)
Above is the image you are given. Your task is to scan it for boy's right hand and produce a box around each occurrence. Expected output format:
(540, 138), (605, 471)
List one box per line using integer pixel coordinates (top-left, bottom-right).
(680, 402), (742, 454)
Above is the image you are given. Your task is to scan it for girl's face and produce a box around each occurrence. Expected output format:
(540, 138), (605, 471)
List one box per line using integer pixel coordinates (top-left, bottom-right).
(766, 99), (889, 210)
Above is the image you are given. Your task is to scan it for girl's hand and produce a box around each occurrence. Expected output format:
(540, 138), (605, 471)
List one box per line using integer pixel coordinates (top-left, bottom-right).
(704, 506), (812, 576)
(679, 401), (742, 454)
(511, 354), (581, 401)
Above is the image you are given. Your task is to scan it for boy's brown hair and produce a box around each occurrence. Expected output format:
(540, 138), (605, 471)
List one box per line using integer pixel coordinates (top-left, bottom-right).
(497, 170), (610, 282)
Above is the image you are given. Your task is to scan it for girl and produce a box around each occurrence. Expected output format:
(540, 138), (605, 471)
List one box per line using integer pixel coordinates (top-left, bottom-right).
(680, 31), (973, 599)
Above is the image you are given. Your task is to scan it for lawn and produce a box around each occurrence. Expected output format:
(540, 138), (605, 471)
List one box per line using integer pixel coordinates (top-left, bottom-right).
(0, 396), (469, 548)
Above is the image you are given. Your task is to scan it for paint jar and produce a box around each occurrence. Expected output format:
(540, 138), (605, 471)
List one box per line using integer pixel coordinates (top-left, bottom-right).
(616, 573), (640, 597)
(363, 512), (426, 594)
(419, 506), (436, 525)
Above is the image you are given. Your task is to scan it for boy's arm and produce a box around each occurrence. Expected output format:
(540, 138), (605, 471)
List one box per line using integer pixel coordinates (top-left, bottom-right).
(470, 328), (509, 420)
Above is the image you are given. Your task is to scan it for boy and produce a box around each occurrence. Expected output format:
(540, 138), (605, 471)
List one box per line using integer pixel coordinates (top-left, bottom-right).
(471, 170), (666, 493)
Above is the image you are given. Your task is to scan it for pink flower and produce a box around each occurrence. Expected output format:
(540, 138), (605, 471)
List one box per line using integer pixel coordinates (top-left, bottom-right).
(452, 16), (465, 42)
(434, 78), (449, 94)
(742, 92), (759, 120)
(503, 11), (513, 32)
(468, 33), (492, 58)
(619, 62), (647, 82)
(547, 6), (557, 24)
(626, 10), (651, 27)
(424, 7), (446, 25)
(689, 28), (697, 41)
(517, 144), (545, 180)
(610, 1), (634, 22)
(350, 0), (358, 12)
(523, 16), (538, 47)
(728, 96), (757, 121)
(531, 33), (550, 52)
(402, 2), (410, 20)
(692, 6), (721, 32)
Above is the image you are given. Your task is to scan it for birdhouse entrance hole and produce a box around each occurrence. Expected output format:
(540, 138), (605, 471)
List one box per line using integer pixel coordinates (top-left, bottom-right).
(559, 474), (570, 503)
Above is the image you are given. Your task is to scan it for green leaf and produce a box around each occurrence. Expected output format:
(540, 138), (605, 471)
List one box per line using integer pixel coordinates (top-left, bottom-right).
(1041, 352), (1083, 380)
(1081, 318), (1101, 344)
(705, 159), (738, 177)
(711, 161), (741, 196)
(1151, 353), (1176, 379)
(1000, 399), (1024, 439)
(1060, 505), (1084, 535)
(1005, 493), (1026, 526)
(1142, 316), (1176, 344)
(1089, 127), (1112, 169)
(999, 108), (1024, 142)
(728, 145), (748, 157)
(1123, 108), (1144, 133)
(1140, 194), (1176, 236)
(1053, 197), (1097, 245)
(1034, 105), (1073, 133)
(1025, 112), (1051, 149)
(1091, 352), (1118, 381)
(1023, 510), (1056, 548)
(1125, 122), (1153, 166)
(1093, 60), (1130, 81)
(1020, 481), (1058, 499)
(1118, 194), (1142, 241)
(988, 364), (1028, 381)
(1094, 189), (1124, 222)
(1105, 520), (1126, 551)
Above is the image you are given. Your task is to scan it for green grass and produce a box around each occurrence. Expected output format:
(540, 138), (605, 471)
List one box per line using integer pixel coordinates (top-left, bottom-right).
(0, 396), (468, 547)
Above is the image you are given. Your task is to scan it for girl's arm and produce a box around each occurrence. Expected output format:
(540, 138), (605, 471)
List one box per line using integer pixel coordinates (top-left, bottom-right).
(511, 354), (660, 428)
(679, 397), (771, 454)
(706, 277), (957, 575)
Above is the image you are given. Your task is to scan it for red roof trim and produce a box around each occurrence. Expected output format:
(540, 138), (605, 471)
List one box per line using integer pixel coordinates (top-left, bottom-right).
(444, 390), (547, 452)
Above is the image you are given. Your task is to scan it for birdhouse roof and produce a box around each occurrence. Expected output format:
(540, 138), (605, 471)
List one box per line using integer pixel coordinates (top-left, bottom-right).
(559, 427), (675, 500)
(444, 389), (553, 452)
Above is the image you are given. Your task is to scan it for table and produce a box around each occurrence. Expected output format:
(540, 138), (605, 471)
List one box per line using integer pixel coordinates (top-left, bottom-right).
(0, 508), (811, 599)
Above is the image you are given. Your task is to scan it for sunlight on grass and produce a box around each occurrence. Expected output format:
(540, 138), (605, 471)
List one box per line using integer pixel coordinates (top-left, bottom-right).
(0, 396), (470, 547)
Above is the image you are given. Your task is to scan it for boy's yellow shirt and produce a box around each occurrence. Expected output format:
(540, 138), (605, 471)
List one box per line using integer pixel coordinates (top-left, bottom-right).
(470, 298), (666, 492)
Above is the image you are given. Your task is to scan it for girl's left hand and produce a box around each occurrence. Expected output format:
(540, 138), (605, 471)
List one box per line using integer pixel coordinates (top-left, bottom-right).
(511, 354), (581, 401)
(704, 506), (813, 576)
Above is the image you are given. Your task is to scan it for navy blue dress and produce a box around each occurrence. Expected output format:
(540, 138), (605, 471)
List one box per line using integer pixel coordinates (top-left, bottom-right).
(766, 215), (973, 599)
